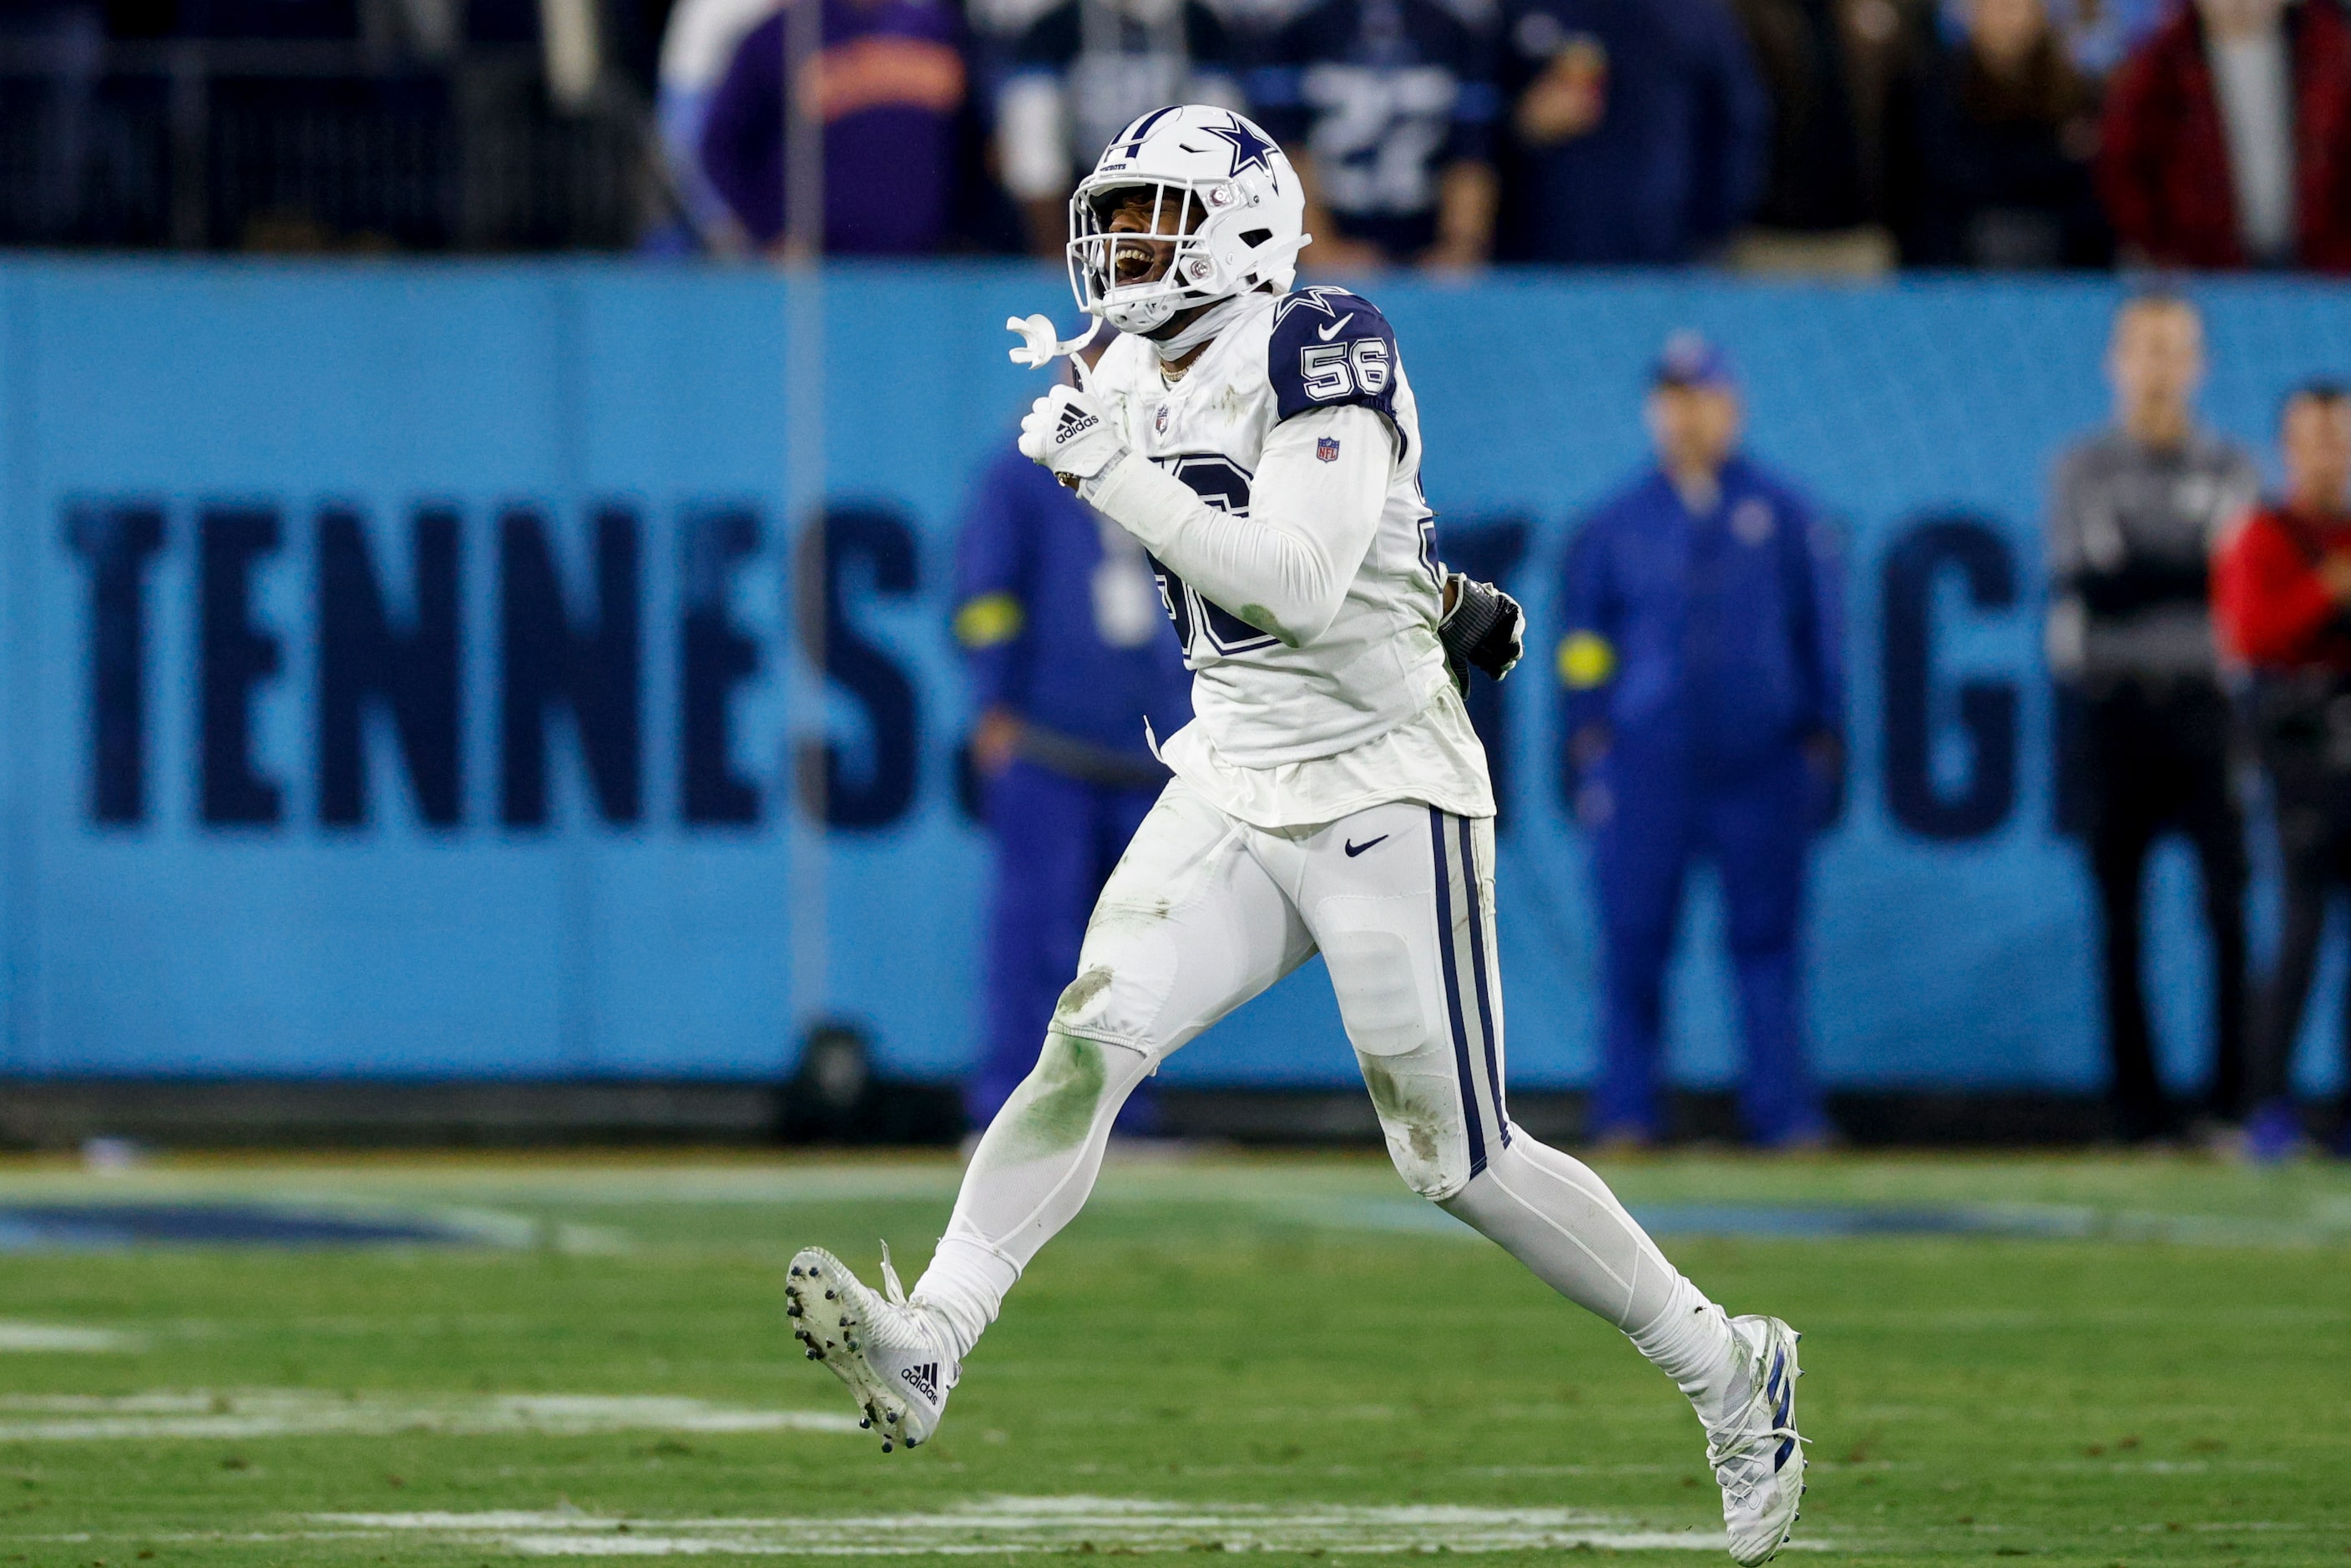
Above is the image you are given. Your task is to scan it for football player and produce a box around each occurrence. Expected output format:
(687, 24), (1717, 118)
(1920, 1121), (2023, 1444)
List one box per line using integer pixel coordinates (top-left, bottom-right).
(787, 104), (1808, 1565)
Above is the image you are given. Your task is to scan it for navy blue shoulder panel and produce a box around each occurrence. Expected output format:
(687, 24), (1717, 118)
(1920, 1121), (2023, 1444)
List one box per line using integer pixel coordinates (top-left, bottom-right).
(1267, 287), (1401, 425)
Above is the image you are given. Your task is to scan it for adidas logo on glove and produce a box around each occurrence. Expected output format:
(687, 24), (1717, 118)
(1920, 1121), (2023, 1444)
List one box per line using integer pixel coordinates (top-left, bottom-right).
(1018, 384), (1125, 486)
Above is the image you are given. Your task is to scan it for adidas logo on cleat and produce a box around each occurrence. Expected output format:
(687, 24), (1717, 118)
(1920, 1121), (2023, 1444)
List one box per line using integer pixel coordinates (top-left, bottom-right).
(899, 1362), (941, 1404)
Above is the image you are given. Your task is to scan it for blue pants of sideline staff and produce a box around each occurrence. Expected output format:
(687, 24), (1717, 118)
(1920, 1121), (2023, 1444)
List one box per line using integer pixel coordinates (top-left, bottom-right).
(1587, 746), (1829, 1146)
(973, 760), (1165, 1130)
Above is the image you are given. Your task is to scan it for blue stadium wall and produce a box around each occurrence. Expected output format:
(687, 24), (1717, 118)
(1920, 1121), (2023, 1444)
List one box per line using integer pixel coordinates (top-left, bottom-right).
(0, 258), (2343, 1098)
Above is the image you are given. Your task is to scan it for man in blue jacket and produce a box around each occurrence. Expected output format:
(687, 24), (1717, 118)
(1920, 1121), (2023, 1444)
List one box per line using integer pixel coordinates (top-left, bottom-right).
(1556, 334), (1845, 1146)
(954, 371), (1194, 1130)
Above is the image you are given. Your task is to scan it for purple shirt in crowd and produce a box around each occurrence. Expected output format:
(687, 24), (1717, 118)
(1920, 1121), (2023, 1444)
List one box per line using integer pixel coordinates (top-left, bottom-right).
(699, 0), (966, 253)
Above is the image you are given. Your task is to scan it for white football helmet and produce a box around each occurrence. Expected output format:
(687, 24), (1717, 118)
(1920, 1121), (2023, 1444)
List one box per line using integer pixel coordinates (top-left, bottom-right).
(1067, 104), (1308, 336)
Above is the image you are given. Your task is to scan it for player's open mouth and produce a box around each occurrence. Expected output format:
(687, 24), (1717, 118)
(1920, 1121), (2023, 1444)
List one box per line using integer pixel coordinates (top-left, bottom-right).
(1110, 240), (1170, 286)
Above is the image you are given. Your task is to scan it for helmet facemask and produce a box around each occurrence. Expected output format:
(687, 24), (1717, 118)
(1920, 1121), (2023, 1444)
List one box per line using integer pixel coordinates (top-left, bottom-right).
(1068, 175), (1269, 335)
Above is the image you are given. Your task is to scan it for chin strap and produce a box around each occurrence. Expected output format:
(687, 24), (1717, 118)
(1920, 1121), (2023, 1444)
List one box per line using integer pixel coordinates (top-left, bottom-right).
(1146, 235), (1312, 358)
(1149, 291), (1256, 362)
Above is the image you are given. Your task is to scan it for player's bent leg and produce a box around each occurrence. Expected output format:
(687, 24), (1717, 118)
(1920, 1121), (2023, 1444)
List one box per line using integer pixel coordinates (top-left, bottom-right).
(1307, 805), (1804, 1564)
(788, 1031), (1157, 1456)
(1311, 809), (1736, 1350)
(1440, 1140), (1806, 1561)
(862, 781), (1307, 1412)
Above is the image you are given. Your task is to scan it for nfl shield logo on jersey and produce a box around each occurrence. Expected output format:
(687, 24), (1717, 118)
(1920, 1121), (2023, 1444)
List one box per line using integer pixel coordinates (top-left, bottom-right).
(1316, 437), (1340, 463)
(1155, 405), (1170, 434)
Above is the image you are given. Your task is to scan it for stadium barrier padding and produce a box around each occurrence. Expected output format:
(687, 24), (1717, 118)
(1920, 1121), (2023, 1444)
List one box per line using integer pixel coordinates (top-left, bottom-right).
(0, 258), (2343, 1097)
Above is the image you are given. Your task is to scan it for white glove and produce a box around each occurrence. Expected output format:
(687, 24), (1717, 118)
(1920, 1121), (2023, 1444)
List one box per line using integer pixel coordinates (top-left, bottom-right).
(1019, 385), (1127, 485)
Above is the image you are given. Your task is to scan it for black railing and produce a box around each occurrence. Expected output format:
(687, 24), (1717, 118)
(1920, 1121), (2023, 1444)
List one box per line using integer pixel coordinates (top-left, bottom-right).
(0, 38), (650, 251)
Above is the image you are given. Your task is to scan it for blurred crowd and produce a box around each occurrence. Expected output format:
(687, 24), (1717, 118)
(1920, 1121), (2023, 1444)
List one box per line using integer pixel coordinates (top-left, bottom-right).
(649, 0), (2351, 271)
(15, 0), (2351, 269)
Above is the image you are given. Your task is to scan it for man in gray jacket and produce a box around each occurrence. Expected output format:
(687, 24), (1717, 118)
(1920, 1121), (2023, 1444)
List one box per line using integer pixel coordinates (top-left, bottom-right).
(2048, 294), (2261, 1141)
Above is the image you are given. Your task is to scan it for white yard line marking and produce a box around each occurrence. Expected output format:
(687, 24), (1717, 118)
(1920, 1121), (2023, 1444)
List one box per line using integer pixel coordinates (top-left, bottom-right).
(0, 1390), (861, 1441)
(2025, 1459), (2291, 1474)
(0, 1322), (143, 1353)
(1456, 1464), (1684, 1476)
(306, 1496), (1832, 1555)
(430, 1206), (636, 1254)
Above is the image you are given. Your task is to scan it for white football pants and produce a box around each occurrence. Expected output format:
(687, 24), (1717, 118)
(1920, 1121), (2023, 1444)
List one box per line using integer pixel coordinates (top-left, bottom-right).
(915, 779), (1740, 1418)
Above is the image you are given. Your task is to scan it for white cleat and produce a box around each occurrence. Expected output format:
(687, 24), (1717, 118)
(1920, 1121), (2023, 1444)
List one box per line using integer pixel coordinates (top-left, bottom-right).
(786, 1245), (958, 1454)
(1708, 1315), (1807, 1565)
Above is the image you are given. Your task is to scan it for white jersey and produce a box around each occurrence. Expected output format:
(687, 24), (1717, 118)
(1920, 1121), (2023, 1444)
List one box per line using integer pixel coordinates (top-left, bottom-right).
(1079, 285), (1494, 827)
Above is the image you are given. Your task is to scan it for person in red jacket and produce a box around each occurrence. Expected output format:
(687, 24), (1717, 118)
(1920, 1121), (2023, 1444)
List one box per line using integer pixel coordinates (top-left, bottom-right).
(2097, 0), (2351, 272)
(2212, 381), (2351, 1159)
(2213, 384), (2351, 662)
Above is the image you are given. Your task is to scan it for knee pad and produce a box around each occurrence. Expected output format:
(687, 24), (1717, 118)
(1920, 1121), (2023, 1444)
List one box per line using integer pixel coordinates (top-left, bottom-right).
(1319, 909), (1476, 1201)
(1354, 1043), (1477, 1201)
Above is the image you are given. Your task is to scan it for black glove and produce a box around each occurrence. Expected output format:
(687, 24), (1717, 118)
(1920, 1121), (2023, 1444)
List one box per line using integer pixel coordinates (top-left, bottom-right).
(1438, 572), (1524, 695)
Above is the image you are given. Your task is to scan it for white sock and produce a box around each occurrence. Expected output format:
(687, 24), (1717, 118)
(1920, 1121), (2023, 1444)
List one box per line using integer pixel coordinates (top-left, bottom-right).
(912, 1232), (1019, 1362)
(1626, 1274), (1749, 1429)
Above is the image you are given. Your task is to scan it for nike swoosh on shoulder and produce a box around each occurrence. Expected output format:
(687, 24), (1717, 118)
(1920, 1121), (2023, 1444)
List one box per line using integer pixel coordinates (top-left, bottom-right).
(1316, 313), (1355, 341)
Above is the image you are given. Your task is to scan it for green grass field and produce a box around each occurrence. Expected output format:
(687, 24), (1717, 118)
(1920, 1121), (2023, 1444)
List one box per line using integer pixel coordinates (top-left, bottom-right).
(0, 1149), (2346, 1567)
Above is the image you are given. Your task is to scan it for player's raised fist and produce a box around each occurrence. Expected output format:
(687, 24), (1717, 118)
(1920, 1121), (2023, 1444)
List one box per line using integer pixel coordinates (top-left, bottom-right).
(1018, 385), (1126, 485)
